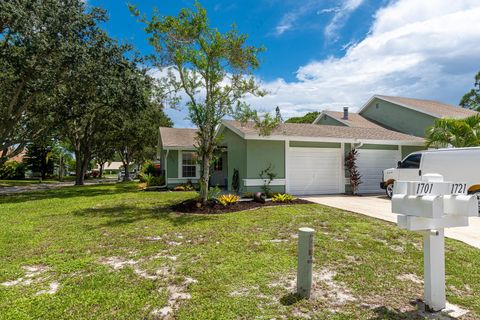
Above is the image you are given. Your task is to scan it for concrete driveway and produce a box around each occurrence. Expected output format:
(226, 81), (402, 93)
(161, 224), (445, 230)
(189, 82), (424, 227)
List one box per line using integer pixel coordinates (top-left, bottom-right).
(302, 194), (480, 249)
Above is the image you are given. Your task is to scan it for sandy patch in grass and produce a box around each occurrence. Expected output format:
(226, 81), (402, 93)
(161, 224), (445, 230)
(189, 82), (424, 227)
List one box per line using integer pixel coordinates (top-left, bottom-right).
(35, 281), (60, 295)
(1, 265), (50, 287)
(396, 273), (423, 284)
(269, 268), (356, 308)
(145, 236), (162, 241)
(151, 276), (198, 319)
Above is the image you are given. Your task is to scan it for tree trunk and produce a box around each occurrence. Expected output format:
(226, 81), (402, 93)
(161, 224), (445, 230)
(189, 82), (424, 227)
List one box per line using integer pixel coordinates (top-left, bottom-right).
(200, 154), (210, 204)
(122, 156), (130, 182)
(41, 152), (47, 180)
(98, 162), (105, 178)
(59, 155), (64, 182)
(74, 150), (89, 185)
(74, 150), (84, 185)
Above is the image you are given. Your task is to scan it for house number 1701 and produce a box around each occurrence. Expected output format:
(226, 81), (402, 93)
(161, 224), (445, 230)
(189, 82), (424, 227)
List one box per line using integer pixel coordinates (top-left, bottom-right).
(416, 183), (433, 194)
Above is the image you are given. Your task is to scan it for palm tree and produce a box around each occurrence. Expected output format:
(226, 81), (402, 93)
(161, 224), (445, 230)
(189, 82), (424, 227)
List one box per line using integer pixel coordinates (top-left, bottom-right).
(426, 114), (480, 148)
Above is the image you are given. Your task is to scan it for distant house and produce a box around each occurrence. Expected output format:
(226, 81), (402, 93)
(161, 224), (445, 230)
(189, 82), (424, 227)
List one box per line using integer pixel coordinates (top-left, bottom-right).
(96, 161), (125, 173)
(158, 95), (478, 195)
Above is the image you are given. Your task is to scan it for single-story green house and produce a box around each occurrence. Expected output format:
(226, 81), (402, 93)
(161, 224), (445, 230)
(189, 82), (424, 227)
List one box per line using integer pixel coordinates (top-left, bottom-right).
(158, 95), (477, 195)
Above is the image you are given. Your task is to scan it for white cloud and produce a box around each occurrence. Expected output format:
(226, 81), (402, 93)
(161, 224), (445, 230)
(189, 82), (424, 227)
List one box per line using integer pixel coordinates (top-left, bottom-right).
(245, 0), (480, 120)
(324, 0), (364, 41)
(274, 2), (315, 36)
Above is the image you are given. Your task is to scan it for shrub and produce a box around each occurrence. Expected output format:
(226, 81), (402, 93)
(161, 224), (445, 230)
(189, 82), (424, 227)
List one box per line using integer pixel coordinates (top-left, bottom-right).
(143, 174), (165, 187)
(142, 160), (158, 176)
(242, 192), (254, 199)
(217, 194), (240, 206)
(272, 193), (295, 203)
(173, 185), (186, 191)
(208, 186), (222, 200)
(0, 161), (25, 179)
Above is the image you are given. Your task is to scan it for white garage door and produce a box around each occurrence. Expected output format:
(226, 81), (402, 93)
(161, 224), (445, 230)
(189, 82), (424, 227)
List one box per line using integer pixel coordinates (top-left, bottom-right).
(287, 148), (342, 195)
(357, 149), (400, 194)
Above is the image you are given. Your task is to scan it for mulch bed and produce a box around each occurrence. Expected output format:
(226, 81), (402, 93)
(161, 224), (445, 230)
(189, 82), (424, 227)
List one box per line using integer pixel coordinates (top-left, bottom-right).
(170, 198), (313, 214)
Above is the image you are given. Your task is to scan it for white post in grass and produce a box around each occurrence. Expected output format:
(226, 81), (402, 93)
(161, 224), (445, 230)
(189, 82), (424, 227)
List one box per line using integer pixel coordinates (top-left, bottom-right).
(297, 227), (314, 298)
(423, 229), (446, 311)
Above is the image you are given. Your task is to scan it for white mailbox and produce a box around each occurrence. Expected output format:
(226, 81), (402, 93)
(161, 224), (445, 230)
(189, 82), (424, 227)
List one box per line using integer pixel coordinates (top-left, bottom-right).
(392, 174), (477, 312)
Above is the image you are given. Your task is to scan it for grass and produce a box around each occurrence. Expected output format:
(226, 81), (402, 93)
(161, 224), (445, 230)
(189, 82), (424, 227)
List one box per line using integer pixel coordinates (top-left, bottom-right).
(0, 183), (479, 319)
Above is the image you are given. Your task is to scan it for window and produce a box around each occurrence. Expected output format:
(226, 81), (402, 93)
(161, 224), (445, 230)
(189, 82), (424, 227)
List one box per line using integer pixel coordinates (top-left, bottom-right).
(400, 154), (421, 169)
(213, 157), (223, 171)
(181, 152), (197, 177)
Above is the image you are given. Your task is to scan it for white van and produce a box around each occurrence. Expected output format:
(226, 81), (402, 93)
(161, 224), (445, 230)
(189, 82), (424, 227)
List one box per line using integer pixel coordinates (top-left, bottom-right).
(381, 147), (480, 199)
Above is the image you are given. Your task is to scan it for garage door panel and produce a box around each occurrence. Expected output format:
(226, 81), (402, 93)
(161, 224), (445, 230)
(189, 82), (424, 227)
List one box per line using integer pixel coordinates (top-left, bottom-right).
(288, 148), (342, 195)
(357, 149), (399, 194)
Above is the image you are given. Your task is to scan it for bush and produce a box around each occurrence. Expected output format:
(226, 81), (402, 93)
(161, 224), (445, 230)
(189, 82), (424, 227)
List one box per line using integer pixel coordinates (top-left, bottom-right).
(0, 161), (25, 179)
(173, 185), (186, 191)
(208, 186), (222, 200)
(217, 194), (240, 206)
(144, 174), (165, 187)
(271, 193), (295, 203)
(242, 192), (254, 199)
(142, 160), (158, 176)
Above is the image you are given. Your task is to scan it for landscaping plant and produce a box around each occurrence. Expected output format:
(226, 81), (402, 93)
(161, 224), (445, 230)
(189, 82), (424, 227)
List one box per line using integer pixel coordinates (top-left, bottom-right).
(271, 193), (295, 203)
(259, 164), (277, 195)
(345, 148), (362, 195)
(217, 194), (240, 206)
(207, 186), (222, 201)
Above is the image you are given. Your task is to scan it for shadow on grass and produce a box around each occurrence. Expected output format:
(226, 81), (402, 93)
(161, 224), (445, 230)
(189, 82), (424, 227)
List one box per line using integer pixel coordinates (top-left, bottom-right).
(73, 204), (213, 228)
(0, 183), (137, 205)
(369, 300), (455, 320)
(280, 293), (304, 306)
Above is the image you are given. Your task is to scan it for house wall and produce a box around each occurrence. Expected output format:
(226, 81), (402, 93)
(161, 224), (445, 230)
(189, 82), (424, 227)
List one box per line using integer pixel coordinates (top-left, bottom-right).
(166, 150), (178, 179)
(289, 141), (341, 148)
(222, 128), (247, 192)
(243, 139), (286, 193)
(360, 98), (436, 137)
(315, 115), (346, 126)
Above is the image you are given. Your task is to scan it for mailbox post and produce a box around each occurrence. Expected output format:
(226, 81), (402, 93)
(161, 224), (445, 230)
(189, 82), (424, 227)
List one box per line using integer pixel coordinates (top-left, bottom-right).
(392, 174), (477, 312)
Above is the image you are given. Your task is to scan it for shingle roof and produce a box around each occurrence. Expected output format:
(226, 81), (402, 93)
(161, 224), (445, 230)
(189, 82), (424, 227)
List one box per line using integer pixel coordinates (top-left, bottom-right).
(322, 111), (383, 128)
(223, 120), (424, 142)
(159, 127), (198, 148)
(374, 95), (478, 119)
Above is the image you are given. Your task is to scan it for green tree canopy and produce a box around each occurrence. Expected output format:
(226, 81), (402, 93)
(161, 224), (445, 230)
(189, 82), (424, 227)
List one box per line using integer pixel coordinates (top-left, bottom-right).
(425, 114), (480, 148)
(285, 111), (320, 124)
(460, 71), (480, 111)
(0, 0), (106, 164)
(132, 2), (267, 202)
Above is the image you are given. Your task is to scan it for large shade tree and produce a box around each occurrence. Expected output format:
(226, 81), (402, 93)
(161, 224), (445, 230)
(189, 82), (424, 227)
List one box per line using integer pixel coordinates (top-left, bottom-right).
(425, 114), (480, 148)
(132, 2), (269, 203)
(0, 0), (105, 165)
(52, 26), (148, 185)
(113, 102), (173, 181)
(460, 71), (480, 111)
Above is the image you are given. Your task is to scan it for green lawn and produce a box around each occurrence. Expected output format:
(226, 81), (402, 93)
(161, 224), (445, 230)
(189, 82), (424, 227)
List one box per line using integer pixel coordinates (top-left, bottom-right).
(0, 183), (479, 319)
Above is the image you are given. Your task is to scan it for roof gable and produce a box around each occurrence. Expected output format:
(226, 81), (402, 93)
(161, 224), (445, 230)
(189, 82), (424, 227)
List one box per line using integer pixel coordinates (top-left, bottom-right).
(314, 111), (384, 129)
(159, 127), (198, 149)
(360, 95), (478, 119)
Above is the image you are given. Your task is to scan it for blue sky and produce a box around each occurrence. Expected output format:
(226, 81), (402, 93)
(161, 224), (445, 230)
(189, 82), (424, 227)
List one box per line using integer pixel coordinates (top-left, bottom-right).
(88, 0), (480, 127)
